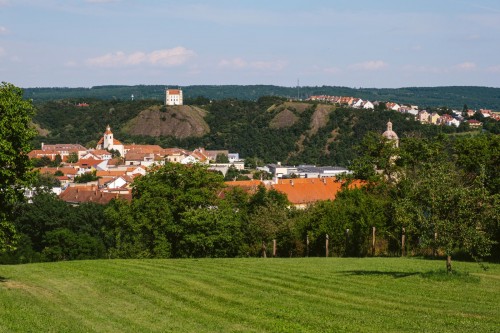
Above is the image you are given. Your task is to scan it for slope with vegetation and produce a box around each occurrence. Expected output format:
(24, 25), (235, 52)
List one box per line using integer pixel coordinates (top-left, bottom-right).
(123, 104), (209, 138)
(31, 97), (476, 167)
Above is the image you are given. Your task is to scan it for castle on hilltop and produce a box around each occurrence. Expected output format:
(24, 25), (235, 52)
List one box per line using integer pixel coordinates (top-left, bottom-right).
(165, 88), (183, 106)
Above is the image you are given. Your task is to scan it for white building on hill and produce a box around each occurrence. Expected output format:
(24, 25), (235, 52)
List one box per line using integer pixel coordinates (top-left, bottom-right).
(165, 88), (183, 106)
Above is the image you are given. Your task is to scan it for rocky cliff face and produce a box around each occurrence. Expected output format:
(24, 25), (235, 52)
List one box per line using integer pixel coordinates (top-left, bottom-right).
(124, 105), (210, 138)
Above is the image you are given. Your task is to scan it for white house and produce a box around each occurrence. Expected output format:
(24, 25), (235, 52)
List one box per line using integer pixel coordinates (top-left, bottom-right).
(165, 88), (183, 106)
(103, 176), (132, 190)
(352, 98), (364, 108)
(362, 101), (374, 109)
(447, 118), (461, 127)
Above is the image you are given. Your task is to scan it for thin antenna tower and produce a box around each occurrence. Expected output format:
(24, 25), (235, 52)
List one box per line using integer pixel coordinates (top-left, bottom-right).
(297, 78), (300, 100)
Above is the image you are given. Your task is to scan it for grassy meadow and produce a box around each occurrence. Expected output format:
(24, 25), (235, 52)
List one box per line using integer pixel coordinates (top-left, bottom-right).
(1, 257), (499, 332)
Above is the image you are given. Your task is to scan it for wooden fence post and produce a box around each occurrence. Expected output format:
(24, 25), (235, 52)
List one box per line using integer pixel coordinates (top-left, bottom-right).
(273, 239), (277, 257)
(345, 229), (350, 255)
(433, 232), (438, 257)
(401, 227), (406, 257)
(372, 226), (376, 256)
(325, 234), (329, 257)
(262, 241), (267, 258)
(306, 234), (309, 257)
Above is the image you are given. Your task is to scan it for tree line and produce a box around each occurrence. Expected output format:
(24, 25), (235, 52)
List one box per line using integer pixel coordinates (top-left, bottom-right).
(24, 85), (500, 110)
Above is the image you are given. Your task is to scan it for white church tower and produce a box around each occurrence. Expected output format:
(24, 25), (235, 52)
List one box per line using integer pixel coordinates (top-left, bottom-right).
(103, 125), (114, 149)
(96, 125), (125, 157)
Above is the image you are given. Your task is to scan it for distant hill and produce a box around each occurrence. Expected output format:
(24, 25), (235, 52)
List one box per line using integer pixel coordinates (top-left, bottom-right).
(32, 98), (470, 166)
(123, 105), (209, 138)
(23, 85), (500, 110)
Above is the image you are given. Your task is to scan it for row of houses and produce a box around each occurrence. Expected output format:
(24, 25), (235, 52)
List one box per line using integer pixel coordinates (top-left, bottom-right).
(307, 95), (499, 128)
(29, 125), (244, 204)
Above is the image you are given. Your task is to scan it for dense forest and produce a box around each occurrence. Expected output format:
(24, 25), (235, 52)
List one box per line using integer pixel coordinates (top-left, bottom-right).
(24, 85), (500, 110)
(32, 97), (482, 166)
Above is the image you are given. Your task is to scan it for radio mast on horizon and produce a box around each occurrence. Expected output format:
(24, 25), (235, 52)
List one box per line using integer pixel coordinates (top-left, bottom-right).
(297, 78), (300, 100)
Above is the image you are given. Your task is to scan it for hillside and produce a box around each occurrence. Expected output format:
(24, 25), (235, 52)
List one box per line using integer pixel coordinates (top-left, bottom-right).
(24, 85), (500, 110)
(31, 98), (474, 165)
(123, 105), (209, 138)
(1, 258), (499, 332)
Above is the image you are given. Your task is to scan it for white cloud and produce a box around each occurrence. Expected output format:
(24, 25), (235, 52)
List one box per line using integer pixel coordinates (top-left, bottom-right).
(64, 60), (78, 67)
(0, 26), (8, 35)
(454, 62), (477, 71)
(218, 57), (286, 71)
(401, 65), (445, 74)
(323, 67), (341, 74)
(85, 47), (195, 68)
(251, 60), (287, 71)
(487, 65), (500, 73)
(218, 58), (248, 69)
(349, 60), (388, 71)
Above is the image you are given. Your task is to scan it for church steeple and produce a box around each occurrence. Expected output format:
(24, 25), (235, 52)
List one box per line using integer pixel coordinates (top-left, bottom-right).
(103, 125), (114, 149)
(386, 120), (393, 131)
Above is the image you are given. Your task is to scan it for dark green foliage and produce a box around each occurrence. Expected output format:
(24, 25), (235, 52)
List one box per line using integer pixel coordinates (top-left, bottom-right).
(74, 170), (98, 183)
(104, 163), (243, 258)
(296, 188), (390, 257)
(32, 95), (482, 167)
(393, 136), (499, 271)
(1, 193), (108, 263)
(32, 172), (61, 188)
(66, 152), (79, 163)
(24, 85), (500, 110)
(215, 153), (229, 163)
(0, 82), (37, 253)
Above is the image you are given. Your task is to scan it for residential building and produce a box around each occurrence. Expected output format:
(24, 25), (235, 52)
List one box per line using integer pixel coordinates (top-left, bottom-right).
(165, 88), (183, 106)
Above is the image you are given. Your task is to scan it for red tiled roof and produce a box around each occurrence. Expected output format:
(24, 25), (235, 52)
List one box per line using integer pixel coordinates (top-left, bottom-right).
(270, 178), (365, 206)
(59, 186), (131, 204)
(37, 166), (78, 176)
(96, 170), (126, 177)
(76, 159), (104, 168)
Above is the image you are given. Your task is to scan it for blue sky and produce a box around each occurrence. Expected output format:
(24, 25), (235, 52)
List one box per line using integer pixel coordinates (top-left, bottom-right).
(1, 0), (500, 88)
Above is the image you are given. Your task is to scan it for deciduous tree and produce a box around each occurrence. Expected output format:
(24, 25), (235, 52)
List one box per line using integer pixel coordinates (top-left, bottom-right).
(0, 82), (36, 253)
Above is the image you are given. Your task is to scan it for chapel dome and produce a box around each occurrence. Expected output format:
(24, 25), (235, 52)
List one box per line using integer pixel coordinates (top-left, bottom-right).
(382, 121), (399, 146)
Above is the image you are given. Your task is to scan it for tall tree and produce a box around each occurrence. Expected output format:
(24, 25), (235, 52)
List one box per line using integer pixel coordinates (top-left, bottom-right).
(105, 162), (228, 258)
(0, 82), (36, 253)
(393, 160), (497, 273)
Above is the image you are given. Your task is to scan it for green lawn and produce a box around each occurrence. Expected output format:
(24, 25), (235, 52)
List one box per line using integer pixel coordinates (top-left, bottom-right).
(1, 258), (499, 332)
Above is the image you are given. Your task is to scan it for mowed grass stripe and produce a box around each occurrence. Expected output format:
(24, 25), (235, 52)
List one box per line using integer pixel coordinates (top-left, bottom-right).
(91, 258), (500, 330)
(1, 258), (499, 332)
(103, 259), (500, 332)
(69, 260), (289, 332)
(113, 260), (313, 331)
